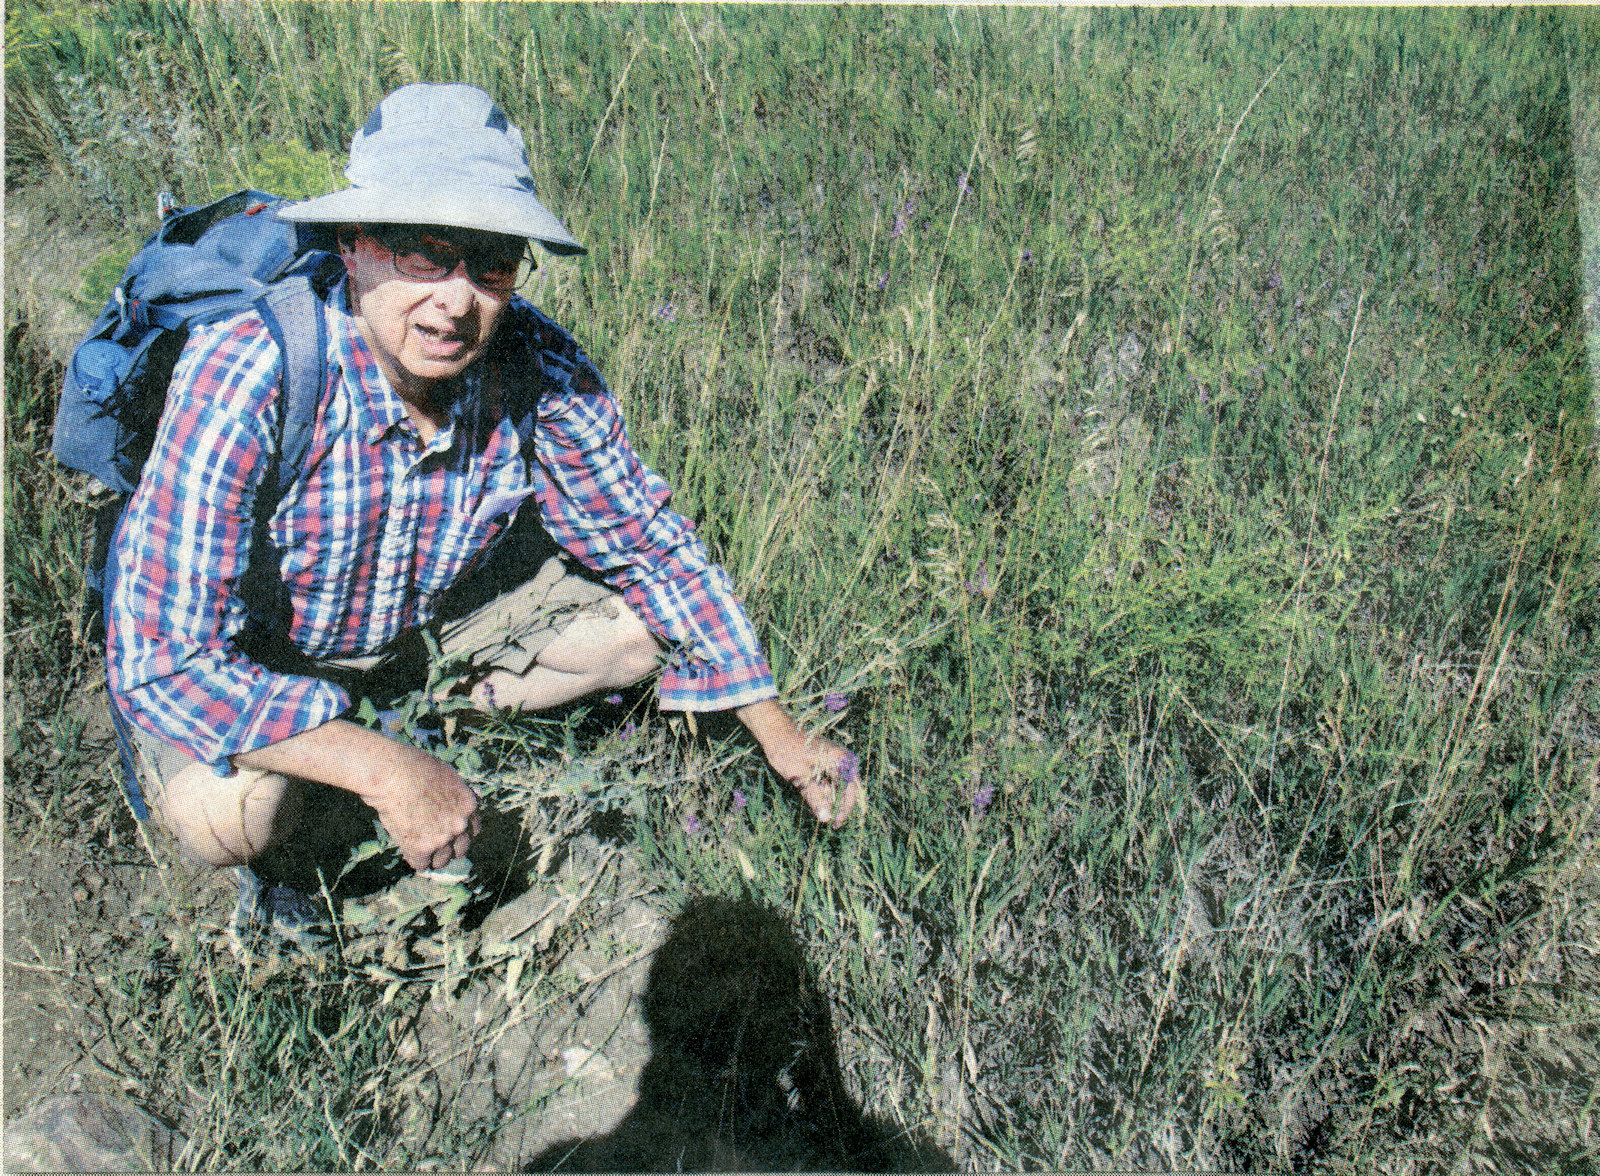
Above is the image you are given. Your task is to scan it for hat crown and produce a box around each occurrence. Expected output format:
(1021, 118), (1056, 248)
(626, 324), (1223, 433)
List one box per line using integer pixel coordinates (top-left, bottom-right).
(346, 83), (536, 197)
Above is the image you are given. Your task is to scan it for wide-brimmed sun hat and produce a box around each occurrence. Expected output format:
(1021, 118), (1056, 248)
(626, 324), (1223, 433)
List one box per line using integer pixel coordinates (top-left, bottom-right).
(278, 83), (585, 255)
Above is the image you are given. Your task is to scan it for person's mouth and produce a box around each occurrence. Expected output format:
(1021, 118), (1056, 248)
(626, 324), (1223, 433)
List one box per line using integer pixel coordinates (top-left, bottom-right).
(413, 323), (474, 357)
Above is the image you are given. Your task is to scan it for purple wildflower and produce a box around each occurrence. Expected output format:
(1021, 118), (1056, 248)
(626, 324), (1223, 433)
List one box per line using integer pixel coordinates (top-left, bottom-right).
(1020, 249), (1033, 265)
(838, 752), (860, 786)
(965, 563), (991, 597)
(655, 302), (676, 323)
(890, 214), (908, 240)
(876, 270), (889, 291)
(958, 172), (974, 197)
(683, 812), (702, 835)
(621, 719), (638, 739)
(972, 783), (996, 814)
(824, 692), (849, 713)
(604, 693), (623, 706)
(732, 788), (747, 811)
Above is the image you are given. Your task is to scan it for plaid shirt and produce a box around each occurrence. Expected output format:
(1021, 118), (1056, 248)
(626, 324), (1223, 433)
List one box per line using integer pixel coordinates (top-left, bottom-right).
(107, 282), (775, 767)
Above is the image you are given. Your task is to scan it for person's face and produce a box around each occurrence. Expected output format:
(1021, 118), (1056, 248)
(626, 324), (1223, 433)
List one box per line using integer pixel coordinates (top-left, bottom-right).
(340, 224), (526, 403)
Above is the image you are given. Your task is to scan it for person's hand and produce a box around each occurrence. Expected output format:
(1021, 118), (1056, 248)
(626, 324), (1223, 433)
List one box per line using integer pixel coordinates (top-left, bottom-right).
(360, 745), (481, 872)
(236, 719), (481, 872)
(736, 699), (861, 829)
(763, 730), (860, 829)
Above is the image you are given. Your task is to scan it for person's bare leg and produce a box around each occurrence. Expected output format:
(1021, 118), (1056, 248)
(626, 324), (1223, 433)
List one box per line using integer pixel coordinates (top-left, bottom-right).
(144, 756), (305, 868)
(468, 599), (661, 712)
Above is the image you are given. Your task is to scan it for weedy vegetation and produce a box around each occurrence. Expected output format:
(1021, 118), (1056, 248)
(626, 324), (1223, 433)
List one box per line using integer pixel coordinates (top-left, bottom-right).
(5, 4), (1598, 1171)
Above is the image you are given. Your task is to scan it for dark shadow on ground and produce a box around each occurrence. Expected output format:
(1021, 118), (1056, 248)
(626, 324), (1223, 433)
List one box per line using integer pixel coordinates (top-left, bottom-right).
(260, 782), (555, 937)
(523, 896), (954, 1173)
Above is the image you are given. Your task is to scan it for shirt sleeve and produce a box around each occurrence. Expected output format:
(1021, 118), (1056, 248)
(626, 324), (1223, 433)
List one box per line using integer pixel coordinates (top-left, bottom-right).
(519, 310), (777, 712)
(105, 313), (351, 768)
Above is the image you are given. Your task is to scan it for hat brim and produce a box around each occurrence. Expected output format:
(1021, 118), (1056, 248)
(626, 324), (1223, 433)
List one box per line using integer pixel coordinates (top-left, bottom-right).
(277, 185), (585, 256)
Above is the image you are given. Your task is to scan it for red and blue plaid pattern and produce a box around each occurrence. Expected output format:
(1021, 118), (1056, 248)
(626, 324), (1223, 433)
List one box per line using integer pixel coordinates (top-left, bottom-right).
(108, 285), (775, 767)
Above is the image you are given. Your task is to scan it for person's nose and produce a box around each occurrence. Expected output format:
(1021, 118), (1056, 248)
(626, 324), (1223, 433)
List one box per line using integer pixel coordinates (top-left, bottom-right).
(430, 264), (479, 318)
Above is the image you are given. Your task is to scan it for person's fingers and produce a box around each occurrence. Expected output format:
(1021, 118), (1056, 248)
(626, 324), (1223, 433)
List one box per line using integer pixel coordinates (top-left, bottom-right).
(792, 772), (832, 823)
(830, 749), (861, 826)
(828, 778), (852, 827)
(832, 774), (859, 828)
(814, 771), (837, 824)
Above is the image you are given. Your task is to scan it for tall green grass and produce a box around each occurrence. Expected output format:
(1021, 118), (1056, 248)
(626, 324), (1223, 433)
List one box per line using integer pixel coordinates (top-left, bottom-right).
(6, 3), (1597, 1170)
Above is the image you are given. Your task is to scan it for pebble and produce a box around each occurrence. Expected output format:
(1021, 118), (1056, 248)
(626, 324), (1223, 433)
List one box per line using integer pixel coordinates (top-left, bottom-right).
(394, 1030), (421, 1062)
(559, 1047), (613, 1082)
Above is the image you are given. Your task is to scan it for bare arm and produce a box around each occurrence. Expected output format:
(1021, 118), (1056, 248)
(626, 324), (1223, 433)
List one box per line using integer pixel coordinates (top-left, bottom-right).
(235, 719), (480, 872)
(736, 698), (860, 829)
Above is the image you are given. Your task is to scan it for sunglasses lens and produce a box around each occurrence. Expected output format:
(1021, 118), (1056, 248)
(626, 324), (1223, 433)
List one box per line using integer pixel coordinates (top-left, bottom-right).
(412, 241), (460, 279)
(368, 228), (526, 291)
(471, 255), (521, 291)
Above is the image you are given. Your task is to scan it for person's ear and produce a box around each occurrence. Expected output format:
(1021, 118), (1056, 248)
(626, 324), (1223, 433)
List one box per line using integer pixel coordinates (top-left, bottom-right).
(337, 226), (359, 274)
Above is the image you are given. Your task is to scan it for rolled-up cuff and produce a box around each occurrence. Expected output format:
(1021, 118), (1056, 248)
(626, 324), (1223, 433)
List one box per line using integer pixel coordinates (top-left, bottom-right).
(655, 654), (776, 713)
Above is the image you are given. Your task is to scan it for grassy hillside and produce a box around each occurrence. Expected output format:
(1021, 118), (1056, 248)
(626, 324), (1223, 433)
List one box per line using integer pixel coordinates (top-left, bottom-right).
(6, 4), (1597, 1169)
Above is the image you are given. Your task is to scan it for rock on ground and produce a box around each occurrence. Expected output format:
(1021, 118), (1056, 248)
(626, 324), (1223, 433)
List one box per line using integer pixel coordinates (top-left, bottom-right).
(3, 1093), (185, 1172)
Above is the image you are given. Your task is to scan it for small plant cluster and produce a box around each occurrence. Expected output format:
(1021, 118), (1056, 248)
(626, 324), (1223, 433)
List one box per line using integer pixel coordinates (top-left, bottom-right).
(28, 691), (690, 1169)
(5, 4), (1598, 1172)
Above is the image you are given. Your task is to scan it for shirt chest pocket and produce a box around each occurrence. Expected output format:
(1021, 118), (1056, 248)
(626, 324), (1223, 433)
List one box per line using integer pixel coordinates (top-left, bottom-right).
(470, 485), (539, 530)
(439, 484), (539, 584)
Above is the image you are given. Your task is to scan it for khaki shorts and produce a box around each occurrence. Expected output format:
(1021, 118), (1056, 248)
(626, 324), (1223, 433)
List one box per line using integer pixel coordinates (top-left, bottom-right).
(129, 555), (617, 796)
(430, 554), (615, 678)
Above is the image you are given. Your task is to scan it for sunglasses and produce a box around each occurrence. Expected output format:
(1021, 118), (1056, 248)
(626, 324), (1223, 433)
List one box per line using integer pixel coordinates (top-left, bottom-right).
(361, 225), (532, 294)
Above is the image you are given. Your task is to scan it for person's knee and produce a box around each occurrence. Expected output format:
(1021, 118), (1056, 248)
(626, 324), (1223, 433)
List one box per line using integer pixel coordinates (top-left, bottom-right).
(604, 609), (662, 687)
(532, 600), (660, 685)
(468, 601), (661, 712)
(156, 764), (303, 868)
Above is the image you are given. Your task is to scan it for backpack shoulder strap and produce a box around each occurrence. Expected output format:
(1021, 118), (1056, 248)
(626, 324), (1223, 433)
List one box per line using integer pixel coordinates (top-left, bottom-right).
(254, 270), (332, 500)
(232, 270), (335, 646)
(491, 299), (583, 453)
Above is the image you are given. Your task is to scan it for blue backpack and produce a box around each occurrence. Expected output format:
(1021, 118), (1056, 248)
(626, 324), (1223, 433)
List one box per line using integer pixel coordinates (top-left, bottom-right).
(53, 188), (342, 814)
(55, 189), (346, 643)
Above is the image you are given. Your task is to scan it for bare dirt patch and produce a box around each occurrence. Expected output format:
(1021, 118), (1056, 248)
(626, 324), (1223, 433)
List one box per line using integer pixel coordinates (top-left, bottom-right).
(3, 669), (131, 1121)
(3, 670), (680, 1166)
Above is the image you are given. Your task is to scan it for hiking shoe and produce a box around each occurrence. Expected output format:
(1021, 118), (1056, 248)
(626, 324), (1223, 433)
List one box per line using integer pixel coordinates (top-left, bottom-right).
(228, 864), (332, 957)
